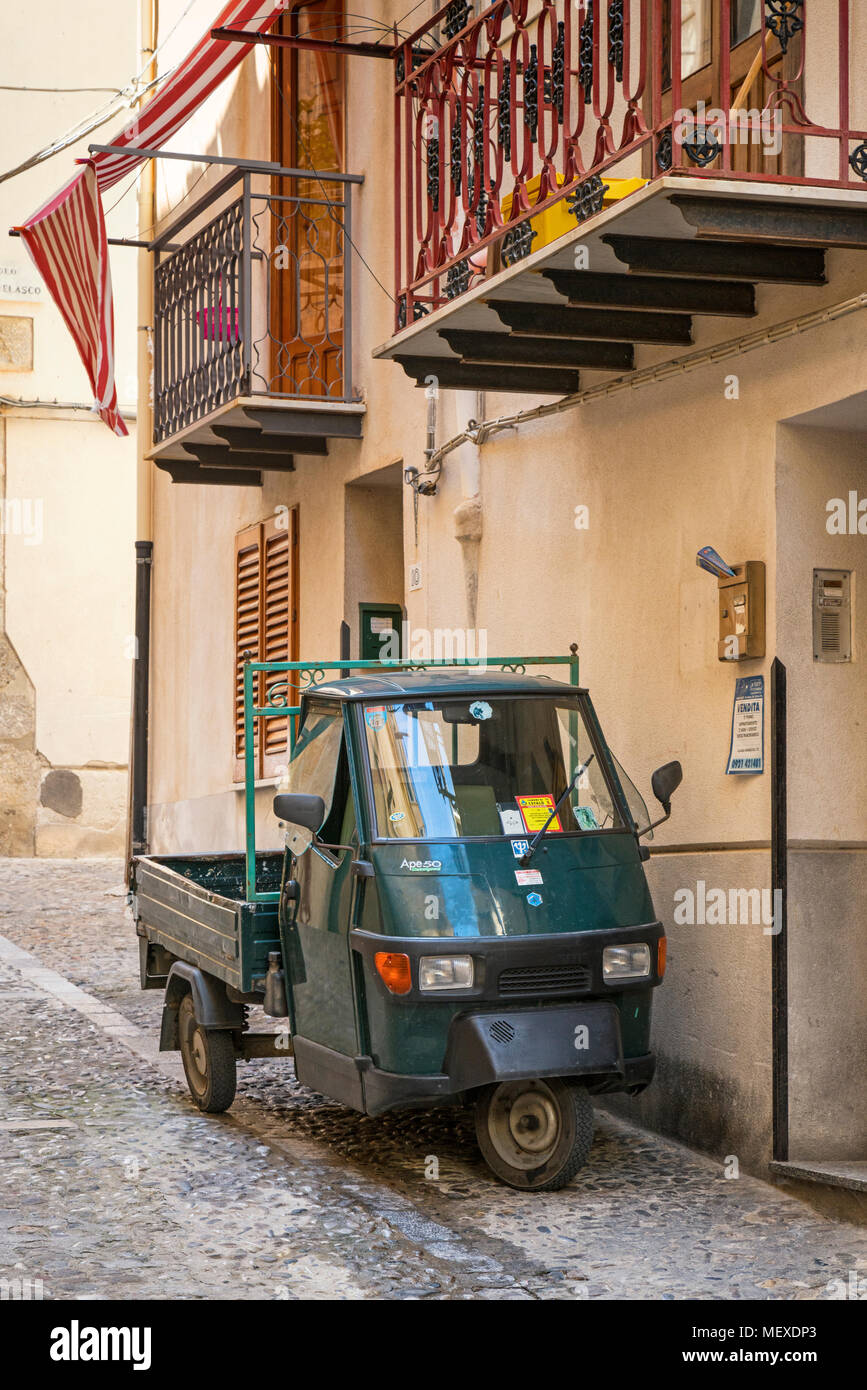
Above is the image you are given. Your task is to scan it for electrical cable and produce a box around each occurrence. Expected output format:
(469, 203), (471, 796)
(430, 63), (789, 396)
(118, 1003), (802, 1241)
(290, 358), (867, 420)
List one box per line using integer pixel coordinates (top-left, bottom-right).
(0, 0), (204, 187)
(420, 292), (867, 473)
(0, 85), (123, 94)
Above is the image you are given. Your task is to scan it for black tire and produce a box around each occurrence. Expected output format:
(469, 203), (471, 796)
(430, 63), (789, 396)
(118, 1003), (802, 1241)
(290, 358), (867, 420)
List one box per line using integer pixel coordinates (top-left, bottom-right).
(474, 1077), (594, 1192)
(177, 992), (237, 1113)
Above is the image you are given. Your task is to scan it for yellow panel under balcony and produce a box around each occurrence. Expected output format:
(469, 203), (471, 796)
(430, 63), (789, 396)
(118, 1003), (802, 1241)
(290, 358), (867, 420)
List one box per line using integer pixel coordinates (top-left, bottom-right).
(500, 174), (648, 255)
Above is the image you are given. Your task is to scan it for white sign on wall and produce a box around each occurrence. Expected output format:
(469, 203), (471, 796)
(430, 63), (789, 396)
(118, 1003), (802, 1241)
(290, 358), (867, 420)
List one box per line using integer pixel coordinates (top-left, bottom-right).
(726, 675), (764, 775)
(408, 563), (422, 592)
(0, 261), (44, 302)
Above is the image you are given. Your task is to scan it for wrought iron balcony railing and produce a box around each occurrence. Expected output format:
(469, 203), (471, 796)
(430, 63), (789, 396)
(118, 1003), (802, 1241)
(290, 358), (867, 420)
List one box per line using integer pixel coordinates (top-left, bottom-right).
(392, 0), (867, 328)
(152, 165), (361, 444)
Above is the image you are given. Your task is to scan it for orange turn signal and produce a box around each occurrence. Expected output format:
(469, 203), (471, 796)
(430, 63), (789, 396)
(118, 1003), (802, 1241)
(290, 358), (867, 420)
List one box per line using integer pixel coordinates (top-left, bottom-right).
(657, 936), (667, 979)
(375, 951), (412, 995)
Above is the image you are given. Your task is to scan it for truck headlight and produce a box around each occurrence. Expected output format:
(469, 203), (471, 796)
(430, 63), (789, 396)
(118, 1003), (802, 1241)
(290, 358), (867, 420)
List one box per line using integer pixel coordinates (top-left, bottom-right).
(418, 955), (474, 991)
(602, 943), (652, 981)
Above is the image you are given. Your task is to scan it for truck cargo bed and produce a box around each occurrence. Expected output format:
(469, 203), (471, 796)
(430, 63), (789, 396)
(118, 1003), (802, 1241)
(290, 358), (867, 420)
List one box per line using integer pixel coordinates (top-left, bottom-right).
(132, 852), (283, 992)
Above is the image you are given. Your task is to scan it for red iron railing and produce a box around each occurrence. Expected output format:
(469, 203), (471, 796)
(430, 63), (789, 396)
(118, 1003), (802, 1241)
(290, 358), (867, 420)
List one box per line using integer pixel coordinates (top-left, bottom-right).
(393, 0), (866, 328)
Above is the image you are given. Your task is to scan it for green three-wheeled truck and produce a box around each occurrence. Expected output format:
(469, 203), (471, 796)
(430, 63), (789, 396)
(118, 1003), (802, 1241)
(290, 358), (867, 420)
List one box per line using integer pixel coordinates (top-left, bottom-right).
(132, 655), (681, 1190)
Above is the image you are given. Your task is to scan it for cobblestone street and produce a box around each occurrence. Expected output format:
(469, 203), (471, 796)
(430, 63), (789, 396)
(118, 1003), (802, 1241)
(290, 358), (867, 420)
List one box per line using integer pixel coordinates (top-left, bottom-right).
(1, 860), (865, 1302)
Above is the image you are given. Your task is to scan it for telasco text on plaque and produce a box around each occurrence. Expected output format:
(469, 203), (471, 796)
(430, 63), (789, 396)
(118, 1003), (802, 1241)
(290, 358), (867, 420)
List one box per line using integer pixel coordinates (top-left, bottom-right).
(0, 263), (43, 300)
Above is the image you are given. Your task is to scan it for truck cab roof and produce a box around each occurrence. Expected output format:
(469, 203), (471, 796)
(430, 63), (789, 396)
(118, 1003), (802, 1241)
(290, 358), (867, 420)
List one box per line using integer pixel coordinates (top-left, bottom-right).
(306, 669), (587, 702)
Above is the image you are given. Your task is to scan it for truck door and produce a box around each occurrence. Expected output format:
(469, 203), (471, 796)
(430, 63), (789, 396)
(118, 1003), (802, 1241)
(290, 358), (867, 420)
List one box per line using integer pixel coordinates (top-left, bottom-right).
(280, 702), (359, 1055)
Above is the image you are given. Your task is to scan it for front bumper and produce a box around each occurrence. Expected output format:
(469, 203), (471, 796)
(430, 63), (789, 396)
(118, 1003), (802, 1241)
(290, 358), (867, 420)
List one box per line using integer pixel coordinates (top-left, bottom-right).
(339, 923), (663, 1113)
(358, 1003), (655, 1115)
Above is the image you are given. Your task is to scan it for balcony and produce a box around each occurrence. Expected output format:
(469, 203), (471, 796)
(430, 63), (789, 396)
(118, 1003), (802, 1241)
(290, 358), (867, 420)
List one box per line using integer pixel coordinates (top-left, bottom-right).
(150, 165), (364, 486)
(377, 0), (867, 393)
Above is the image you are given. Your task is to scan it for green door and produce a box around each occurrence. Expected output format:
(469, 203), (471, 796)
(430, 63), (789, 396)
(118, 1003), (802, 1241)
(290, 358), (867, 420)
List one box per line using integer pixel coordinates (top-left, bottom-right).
(358, 603), (403, 661)
(279, 701), (359, 1055)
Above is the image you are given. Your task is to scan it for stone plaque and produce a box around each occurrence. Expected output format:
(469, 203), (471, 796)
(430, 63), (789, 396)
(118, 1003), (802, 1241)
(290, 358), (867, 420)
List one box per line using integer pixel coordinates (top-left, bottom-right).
(0, 316), (34, 371)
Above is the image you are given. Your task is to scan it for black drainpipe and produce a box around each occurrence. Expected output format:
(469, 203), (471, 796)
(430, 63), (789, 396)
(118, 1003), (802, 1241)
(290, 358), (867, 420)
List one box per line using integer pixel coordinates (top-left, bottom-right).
(129, 541), (153, 880)
(770, 656), (788, 1162)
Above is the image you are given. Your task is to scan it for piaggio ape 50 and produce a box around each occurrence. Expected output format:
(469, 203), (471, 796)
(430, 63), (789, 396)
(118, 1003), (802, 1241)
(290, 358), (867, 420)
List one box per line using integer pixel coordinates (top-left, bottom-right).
(132, 654), (681, 1190)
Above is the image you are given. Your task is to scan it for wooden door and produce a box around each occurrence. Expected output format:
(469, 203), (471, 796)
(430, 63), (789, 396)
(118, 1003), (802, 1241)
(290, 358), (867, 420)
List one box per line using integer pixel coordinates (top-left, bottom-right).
(651, 1), (802, 179)
(272, 1), (346, 398)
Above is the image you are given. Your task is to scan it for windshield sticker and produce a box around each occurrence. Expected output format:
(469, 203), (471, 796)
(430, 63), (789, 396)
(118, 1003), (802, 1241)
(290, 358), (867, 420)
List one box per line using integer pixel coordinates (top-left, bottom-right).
(516, 794), (563, 834)
(389, 810), (405, 822)
(510, 839), (530, 859)
(526, 892), (543, 907)
(469, 700), (492, 721)
(498, 806), (525, 835)
(516, 868), (543, 886)
(574, 805), (599, 831)
(399, 858), (442, 872)
(365, 706), (387, 731)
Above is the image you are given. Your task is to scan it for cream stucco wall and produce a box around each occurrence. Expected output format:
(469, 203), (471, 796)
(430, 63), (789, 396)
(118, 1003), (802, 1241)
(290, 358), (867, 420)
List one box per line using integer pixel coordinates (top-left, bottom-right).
(0, 0), (138, 855)
(143, 0), (866, 1172)
(776, 424), (867, 1161)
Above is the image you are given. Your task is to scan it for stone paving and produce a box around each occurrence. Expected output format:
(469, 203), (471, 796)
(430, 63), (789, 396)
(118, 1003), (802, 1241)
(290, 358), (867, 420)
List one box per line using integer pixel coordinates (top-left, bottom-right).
(1, 858), (865, 1301)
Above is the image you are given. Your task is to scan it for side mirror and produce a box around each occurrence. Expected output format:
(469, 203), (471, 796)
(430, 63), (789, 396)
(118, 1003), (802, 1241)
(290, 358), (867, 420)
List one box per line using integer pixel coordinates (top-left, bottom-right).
(273, 792), (326, 831)
(651, 761), (683, 815)
(273, 793), (325, 857)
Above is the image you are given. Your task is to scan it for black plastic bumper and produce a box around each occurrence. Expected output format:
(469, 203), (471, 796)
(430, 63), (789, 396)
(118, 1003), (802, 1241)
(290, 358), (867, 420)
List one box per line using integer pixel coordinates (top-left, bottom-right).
(358, 1002), (655, 1115)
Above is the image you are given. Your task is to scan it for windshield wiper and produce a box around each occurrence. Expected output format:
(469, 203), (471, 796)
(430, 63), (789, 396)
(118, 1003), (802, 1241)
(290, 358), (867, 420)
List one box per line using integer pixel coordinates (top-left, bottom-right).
(519, 755), (595, 865)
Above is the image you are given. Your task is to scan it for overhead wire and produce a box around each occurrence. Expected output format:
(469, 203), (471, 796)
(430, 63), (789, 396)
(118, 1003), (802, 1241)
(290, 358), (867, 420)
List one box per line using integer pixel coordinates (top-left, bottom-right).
(0, 0), (204, 187)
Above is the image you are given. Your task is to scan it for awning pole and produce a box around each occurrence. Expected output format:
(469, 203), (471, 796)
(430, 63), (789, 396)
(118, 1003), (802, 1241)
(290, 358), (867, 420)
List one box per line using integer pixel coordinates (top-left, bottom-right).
(211, 26), (397, 60)
(87, 144), (363, 182)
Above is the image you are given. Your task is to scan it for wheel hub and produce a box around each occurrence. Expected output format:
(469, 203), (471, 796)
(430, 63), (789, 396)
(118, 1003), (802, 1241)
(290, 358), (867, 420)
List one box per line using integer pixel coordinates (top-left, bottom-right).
(485, 1080), (562, 1170)
(507, 1092), (559, 1153)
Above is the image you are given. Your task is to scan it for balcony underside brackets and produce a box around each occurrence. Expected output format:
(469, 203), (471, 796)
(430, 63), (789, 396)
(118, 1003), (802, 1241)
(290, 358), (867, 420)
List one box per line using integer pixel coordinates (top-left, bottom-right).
(439, 329), (634, 371)
(488, 301), (694, 346)
(154, 459), (264, 487)
(541, 270), (757, 318)
(148, 399), (365, 485)
(668, 196), (867, 250)
(602, 235), (827, 284)
(394, 356), (581, 395)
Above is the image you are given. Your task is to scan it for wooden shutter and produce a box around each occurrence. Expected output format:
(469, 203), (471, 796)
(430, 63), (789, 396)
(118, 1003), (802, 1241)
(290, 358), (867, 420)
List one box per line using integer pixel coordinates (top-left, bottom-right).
(233, 510), (299, 784)
(234, 523), (263, 782)
(262, 507), (299, 778)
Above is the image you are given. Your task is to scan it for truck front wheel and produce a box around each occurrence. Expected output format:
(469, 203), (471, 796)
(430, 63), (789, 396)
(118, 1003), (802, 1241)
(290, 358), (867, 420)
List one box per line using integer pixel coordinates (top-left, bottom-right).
(474, 1077), (594, 1191)
(178, 992), (237, 1113)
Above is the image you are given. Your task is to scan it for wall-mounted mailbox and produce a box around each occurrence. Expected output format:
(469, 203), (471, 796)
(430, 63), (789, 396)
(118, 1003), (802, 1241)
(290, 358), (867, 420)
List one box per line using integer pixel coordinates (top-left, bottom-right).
(718, 562), (765, 662)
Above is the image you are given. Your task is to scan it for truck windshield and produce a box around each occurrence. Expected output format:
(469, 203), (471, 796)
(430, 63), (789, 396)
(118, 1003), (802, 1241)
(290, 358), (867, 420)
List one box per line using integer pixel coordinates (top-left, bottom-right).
(361, 696), (623, 840)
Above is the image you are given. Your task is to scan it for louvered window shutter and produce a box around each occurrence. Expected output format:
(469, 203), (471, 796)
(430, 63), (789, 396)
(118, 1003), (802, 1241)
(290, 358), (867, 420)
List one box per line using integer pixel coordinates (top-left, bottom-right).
(233, 523), (263, 783)
(233, 511), (299, 784)
(262, 509), (298, 778)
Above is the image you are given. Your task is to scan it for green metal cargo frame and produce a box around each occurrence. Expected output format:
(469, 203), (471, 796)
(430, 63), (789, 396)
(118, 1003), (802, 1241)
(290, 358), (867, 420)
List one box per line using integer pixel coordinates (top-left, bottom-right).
(243, 652), (580, 903)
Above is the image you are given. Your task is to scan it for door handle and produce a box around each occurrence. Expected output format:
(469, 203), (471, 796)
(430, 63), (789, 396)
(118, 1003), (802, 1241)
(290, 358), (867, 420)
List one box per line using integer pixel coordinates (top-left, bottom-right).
(281, 877), (300, 925)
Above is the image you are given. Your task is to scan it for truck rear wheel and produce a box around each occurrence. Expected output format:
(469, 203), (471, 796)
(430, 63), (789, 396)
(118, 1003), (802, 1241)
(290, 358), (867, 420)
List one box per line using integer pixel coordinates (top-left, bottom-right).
(178, 992), (237, 1113)
(474, 1077), (594, 1191)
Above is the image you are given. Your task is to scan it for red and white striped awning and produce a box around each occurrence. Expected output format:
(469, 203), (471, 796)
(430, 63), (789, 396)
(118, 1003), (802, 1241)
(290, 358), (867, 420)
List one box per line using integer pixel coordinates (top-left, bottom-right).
(18, 2), (285, 436)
